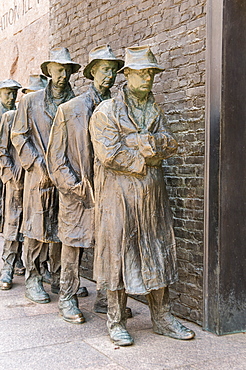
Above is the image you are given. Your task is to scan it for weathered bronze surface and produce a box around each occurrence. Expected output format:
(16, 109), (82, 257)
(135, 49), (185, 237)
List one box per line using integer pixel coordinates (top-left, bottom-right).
(47, 44), (123, 323)
(11, 48), (80, 303)
(90, 46), (195, 345)
(0, 80), (23, 290)
(22, 74), (48, 94)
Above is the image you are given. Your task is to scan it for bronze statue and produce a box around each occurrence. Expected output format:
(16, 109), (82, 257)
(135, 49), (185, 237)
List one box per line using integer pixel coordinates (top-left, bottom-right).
(0, 80), (23, 290)
(46, 45), (124, 323)
(89, 46), (195, 346)
(22, 74), (48, 94)
(11, 48), (81, 303)
(22, 74), (51, 285)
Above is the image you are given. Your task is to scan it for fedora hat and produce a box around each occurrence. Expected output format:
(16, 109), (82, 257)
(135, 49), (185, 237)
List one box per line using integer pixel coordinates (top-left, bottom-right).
(83, 44), (124, 80)
(22, 74), (48, 93)
(118, 46), (164, 73)
(0, 79), (22, 90)
(41, 47), (81, 77)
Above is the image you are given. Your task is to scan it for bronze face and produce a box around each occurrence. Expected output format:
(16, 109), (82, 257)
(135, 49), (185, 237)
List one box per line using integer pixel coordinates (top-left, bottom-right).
(0, 88), (18, 110)
(46, 62), (72, 88)
(91, 60), (119, 94)
(125, 68), (155, 100)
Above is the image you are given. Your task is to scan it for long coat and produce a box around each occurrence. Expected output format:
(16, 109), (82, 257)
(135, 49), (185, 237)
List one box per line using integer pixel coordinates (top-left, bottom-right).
(0, 103), (16, 229)
(89, 87), (178, 295)
(46, 85), (103, 247)
(0, 110), (24, 240)
(11, 82), (75, 242)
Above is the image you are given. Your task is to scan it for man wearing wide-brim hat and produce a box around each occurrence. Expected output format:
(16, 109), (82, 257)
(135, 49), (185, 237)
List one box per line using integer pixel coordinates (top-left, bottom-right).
(47, 45), (127, 324)
(22, 74), (48, 94)
(0, 79), (21, 119)
(0, 79), (23, 290)
(11, 47), (80, 304)
(90, 46), (195, 346)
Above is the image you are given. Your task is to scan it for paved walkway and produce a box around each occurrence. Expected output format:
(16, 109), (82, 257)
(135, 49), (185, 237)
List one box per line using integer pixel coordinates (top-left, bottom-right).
(0, 236), (245, 370)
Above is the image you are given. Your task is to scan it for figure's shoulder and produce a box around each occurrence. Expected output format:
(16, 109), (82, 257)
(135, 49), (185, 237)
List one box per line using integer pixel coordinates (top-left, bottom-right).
(20, 89), (44, 105)
(3, 110), (16, 121)
(58, 91), (92, 115)
(94, 98), (114, 113)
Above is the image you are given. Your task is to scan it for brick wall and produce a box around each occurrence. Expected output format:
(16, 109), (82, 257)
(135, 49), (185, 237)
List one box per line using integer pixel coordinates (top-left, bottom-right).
(50, 0), (206, 324)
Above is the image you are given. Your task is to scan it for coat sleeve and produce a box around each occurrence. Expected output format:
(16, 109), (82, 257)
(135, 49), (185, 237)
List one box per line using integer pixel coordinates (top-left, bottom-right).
(89, 108), (146, 175)
(11, 96), (39, 171)
(137, 113), (178, 161)
(0, 112), (22, 184)
(47, 105), (83, 197)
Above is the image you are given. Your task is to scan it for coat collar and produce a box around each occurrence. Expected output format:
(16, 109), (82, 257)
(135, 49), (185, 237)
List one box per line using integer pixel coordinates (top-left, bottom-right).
(88, 83), (111, 107)
(119, 84), (159, 131)
(44, 80), (75, 120)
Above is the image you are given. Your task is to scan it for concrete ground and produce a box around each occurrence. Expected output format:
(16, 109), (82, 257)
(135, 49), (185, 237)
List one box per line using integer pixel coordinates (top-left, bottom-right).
(0, 236), (245, 370)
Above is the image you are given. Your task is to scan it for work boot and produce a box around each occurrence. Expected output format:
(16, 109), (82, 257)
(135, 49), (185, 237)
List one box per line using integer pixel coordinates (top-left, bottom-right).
(94, 289), (133, 318)
(147, 287), (195, 341)
(152, 311), (195, 340)
(58, 295), (85, 324)
(14, 258), (25, 276)
(109, 324), (134, 346)
(25, 276), (50, 304)
(77, 286), (88, 297)
(0, 269), (13, 290)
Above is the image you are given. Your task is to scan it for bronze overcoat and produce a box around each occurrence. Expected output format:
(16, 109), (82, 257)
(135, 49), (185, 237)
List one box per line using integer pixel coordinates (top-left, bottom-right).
(11, 82), (75, 242)
(90, 86), (179, 295)
(0, 110), (24, 240)
(46, 85), (101, 247)
(0, 103), (16, 228)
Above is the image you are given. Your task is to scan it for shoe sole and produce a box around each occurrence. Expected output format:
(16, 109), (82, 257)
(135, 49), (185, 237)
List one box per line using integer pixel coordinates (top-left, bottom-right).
(110, 338), (134, 346)
(59, 314), (85, 324)
(25, 294), (50, 304)
(154, 329), (195, 340)
(0, 284), (12, 290)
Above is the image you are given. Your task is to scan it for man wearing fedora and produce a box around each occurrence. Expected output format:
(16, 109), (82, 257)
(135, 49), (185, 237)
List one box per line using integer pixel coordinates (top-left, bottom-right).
(47, 45), (126, 323)
(11, 48), (81, 304)
(0, 79), (24, 289)
(90, 46), (195, 346)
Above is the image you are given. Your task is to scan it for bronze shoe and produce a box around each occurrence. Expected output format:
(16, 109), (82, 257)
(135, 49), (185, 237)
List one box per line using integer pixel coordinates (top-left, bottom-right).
(25, 279), (50, 304)
(109, 325), (134, 346)
(153, 312), (195, 340)
(77, 286), (88, 297)
(59, 297), (85, 324)
(0, 270), (13, 290)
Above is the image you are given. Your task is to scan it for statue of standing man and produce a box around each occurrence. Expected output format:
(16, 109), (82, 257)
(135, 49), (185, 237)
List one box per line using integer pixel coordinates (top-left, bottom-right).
(47, 45), (125, 323)
(90, 46), (195, 346)
(11, 48), (81, 304)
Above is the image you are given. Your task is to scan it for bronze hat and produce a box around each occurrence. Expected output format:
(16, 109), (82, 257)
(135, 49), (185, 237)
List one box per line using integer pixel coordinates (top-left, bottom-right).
(83, 44), (124, 80)
(118, 46), (164, 73)
(0, 79), (22, 90)
(22, 74), (48, 93)
(41, 47), (81, 77)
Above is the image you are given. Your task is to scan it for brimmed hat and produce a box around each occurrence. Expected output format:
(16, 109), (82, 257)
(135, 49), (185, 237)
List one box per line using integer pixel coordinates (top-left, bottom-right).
(0, 79), (22, 90)
(83, 44), (124, 80)
(22, 74), (48, 93)
(118, 46), (164, 73)
(41, 47), (81, 77)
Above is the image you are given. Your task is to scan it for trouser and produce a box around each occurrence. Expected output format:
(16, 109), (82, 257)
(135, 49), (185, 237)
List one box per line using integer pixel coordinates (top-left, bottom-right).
(59, 244), (80, 302)
(1, 240), (19, 274)
(49, 242), (62, 287)
(107, 287), (170, 329)
(24, 237), (61, 287)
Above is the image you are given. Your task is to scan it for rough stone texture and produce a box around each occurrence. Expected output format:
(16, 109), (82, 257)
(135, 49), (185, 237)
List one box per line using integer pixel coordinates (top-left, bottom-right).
(0, 0), (49, 101)
(49, 0), (206, 325)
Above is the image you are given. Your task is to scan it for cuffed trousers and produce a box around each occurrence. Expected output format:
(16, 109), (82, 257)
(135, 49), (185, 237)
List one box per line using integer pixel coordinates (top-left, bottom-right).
(1, 240), (19, 273)
(24, 237), (61, 287)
